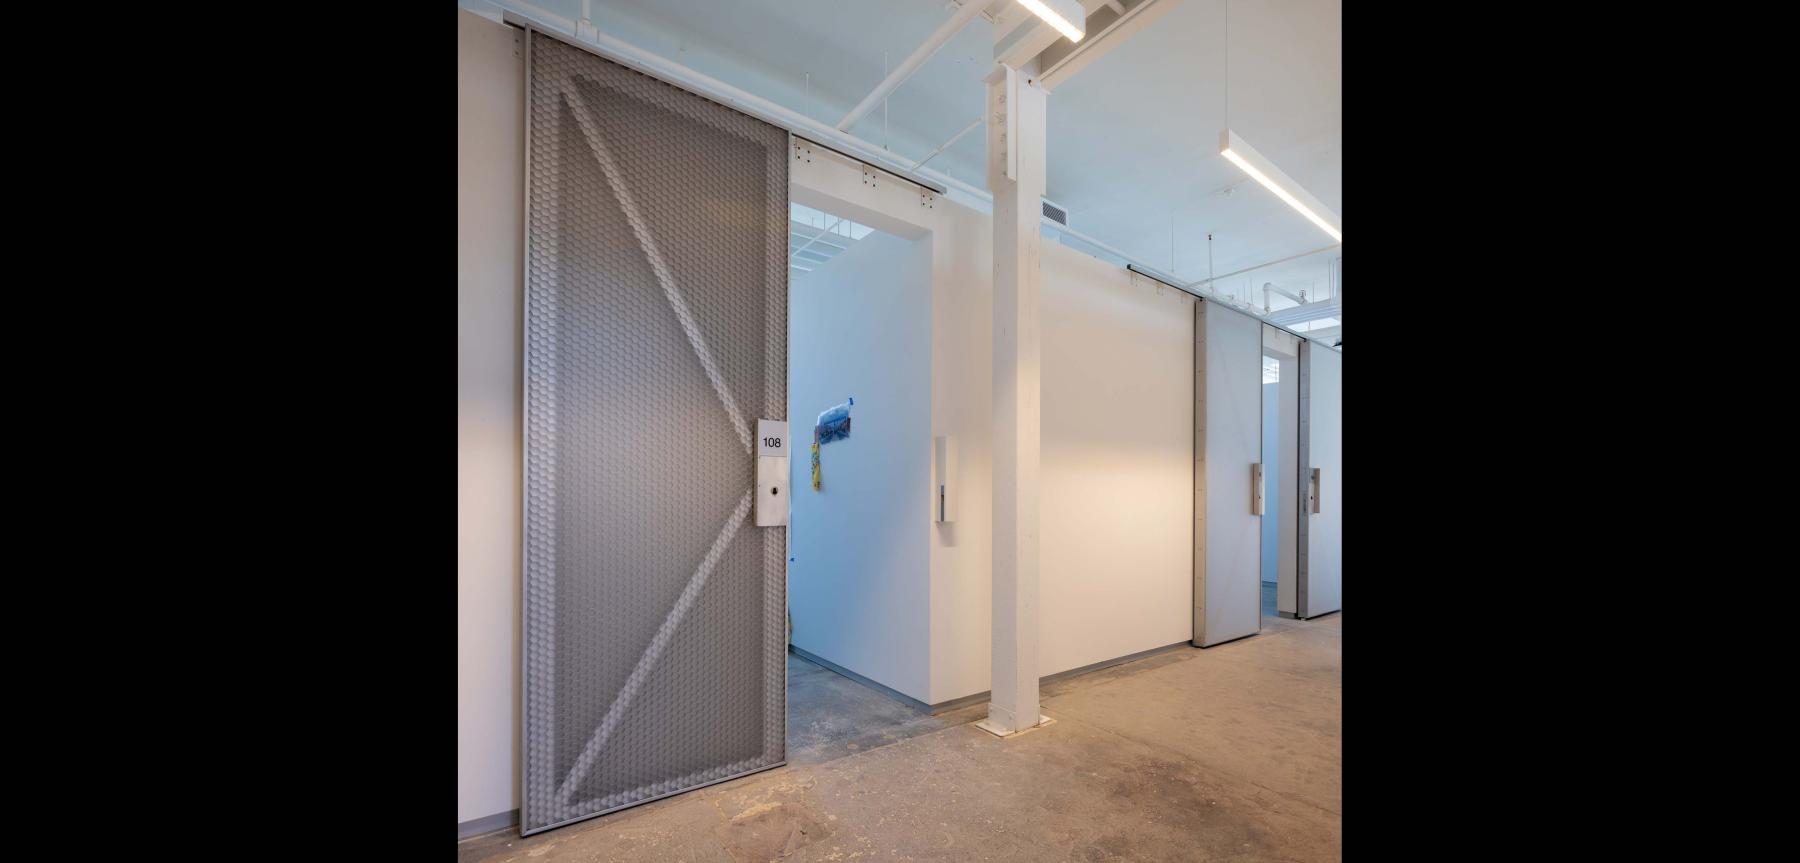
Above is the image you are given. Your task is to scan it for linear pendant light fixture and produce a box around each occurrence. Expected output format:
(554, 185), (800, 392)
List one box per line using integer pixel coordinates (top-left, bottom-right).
(1220, 129), (1341, 241)
(1016, 0), (1086, 42)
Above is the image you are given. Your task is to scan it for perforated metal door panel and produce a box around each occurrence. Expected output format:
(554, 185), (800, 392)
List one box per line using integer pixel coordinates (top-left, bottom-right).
(521, 27), (788, 836)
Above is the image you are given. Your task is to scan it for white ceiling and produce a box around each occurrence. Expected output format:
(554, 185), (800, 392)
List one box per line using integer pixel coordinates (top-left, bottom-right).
(486, 0), (1341, 330)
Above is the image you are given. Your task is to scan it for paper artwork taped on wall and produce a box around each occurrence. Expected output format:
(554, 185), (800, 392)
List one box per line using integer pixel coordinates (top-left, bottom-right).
(810, 398), (852, 491)
(815, 399), (852, 443)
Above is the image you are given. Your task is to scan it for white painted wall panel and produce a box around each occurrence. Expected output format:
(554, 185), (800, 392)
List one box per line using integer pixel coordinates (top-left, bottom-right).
(1040, 249), (1194, 675)
(1197, 302), (1263, 646)
(458, 8), (522, 827)
(1304, 343), (1342, 615)
(925, 200), (995, 705)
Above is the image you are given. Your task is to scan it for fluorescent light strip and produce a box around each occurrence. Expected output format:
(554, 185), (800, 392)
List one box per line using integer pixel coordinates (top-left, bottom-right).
(1016, 0), (1085, 42)
(1220, 130), (1341, 242)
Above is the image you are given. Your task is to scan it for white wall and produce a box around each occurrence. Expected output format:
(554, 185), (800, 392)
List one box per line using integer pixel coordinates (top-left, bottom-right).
(788, 231), (934, 703)
(925, 195), (995, 706)
(1038, 247), (1195, 676)
(457, 9), (521, 827)
(921, 225), (1200, 701)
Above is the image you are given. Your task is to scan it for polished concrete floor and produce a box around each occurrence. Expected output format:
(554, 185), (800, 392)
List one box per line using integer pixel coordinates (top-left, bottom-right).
(461, 613), (1341, 862)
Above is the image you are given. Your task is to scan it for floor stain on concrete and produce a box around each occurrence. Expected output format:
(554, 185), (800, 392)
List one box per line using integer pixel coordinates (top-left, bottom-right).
(460, 615), (1343, 863)
(715, 801), (831, 862)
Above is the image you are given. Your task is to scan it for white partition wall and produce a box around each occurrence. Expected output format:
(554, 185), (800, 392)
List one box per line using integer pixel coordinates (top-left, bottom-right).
(459, 8), (523, 831)
(1195, 301), (1264, 647)
(1040, 252), (1194, 676)
(1298, 341), (1342, 617)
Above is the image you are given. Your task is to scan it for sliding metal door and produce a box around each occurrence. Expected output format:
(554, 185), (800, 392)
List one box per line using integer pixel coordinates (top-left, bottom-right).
(521, 28), (789, 835)
(1297, 341), (1341, 618)
(1194, 300), (1263, 647)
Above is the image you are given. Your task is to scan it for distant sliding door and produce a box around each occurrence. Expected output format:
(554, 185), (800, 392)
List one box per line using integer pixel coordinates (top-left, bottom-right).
(520, 27), (790, 835)
(1298, 340), (1341, 618)
(1194, 300), (1262, 647)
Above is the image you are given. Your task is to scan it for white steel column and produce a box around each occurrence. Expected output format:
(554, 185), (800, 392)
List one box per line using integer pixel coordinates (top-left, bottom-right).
(979, 62), (1049, 737)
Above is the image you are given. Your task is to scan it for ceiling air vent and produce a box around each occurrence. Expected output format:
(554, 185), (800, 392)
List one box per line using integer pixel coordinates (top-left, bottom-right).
(1041, 198), (1069, 226)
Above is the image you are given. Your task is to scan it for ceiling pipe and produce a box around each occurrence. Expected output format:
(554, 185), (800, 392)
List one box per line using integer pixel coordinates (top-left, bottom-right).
(910, 117), (984, 170)
(1182, 243), (1341, 292)
(574, 0), (596, 41)
(1263, 282), (1304, 312)
(1264, 295), (1339, 327)
(491, 0), (1340, 349)
(836, 0), (989, 133)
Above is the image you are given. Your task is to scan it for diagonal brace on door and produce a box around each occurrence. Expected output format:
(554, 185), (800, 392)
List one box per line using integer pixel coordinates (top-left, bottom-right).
(558, 76), (753, 455)
(554, 490), (755, 806)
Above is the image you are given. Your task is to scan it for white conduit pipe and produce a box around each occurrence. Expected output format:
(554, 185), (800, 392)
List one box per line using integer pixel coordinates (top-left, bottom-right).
(911, 118), (984, 171)
(492, 1), (1341, 345)
(1182, 243), (1342, 292)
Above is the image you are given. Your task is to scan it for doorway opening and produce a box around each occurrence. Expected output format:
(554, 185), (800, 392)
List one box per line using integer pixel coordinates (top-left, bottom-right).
(783, 199), (964, 764)
(1261, 327), (1301, 622)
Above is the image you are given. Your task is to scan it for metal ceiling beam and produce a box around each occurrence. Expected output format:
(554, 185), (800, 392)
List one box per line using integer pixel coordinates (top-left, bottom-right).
(1037, 0), (1184, 92)
(836, 0), (990, 132)
(993, 0), (1110, 70)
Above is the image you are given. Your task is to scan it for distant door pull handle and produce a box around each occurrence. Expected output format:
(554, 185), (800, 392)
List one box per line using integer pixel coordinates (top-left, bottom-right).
(1308, 467), (1322, 513)
(1250, 462), (1265, 516)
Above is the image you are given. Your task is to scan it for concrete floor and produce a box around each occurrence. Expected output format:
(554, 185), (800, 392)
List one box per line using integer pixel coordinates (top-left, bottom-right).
(461, 613), (1341, 862)
(786, 653), (987, 766)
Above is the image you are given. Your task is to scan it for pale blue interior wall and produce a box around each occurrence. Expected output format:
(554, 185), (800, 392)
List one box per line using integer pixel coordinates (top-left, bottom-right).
(787, 231), (933, 702)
